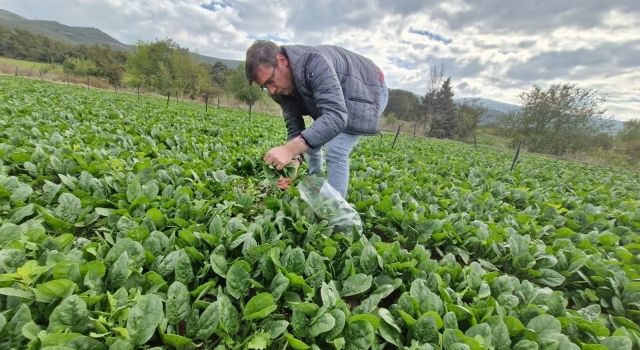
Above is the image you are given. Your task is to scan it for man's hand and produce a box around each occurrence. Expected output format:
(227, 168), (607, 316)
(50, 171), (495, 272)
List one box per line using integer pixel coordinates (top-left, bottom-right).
(263, 145), (294, 170)
(263, 135), (309, 170)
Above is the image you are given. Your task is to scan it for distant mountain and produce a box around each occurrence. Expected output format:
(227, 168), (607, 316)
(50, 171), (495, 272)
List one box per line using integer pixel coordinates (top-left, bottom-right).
(592, 117), (624, 134)
(0, 8), (241, 68)
(456, 97), (521, 113)
(455, 97), (520, 125)
(0, 9), (129, 50)
(455, 97), (624, 133)
(192, 52), (241, 69)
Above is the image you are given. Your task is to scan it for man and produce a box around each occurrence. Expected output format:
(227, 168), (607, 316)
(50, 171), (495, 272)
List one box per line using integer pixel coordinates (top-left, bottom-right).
(245, 40), (388, 198)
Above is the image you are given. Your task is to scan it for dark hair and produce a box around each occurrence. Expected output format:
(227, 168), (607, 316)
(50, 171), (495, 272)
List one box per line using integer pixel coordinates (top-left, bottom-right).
(245, 40), (280, 83)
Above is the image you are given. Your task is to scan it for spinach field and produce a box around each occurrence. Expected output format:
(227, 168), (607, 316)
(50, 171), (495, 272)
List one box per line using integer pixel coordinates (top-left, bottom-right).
(1, 76), (639, 349)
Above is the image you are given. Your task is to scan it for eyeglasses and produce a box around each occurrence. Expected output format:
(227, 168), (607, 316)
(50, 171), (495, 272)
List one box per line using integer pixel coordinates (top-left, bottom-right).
(259, 65), (276, 91)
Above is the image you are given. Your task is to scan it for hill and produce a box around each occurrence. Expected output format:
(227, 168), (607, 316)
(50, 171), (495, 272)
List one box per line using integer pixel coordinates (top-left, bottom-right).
(0, 8), (241, 68)
(455, 97), (520, 125)
(192, 52), (241, 69)
(456, 97), (624, 133)
(0, 8), (129, 50)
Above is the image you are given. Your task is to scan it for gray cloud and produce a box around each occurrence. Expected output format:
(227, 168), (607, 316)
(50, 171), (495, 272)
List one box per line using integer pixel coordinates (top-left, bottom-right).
(409, 27), (452, 44)
(505, 41), (640, 82)
(286, 1), (377, 34)
(284, 0), (438, 35)
(200, 1), (231, 11)
(517, 40), (536, 49)
(435, 0), (640, 33)
(378, 1), (435, 16)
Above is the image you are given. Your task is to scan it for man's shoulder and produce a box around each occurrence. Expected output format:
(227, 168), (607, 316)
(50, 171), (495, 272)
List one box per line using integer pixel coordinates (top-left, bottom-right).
(282, 44), (313, 56)
(283, 45), (347, 60)
(283, 44), (335, 51)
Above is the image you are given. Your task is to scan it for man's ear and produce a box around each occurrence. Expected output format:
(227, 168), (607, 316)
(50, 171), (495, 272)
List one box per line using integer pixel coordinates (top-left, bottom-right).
(276, 53), (289, 67)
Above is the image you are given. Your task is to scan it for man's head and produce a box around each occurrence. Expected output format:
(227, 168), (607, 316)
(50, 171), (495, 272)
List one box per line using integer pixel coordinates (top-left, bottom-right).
(245, 40), (295, 96)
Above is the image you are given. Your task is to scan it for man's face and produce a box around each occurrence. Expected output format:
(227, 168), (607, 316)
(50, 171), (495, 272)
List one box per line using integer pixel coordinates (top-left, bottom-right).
(254, 54), (295, 96)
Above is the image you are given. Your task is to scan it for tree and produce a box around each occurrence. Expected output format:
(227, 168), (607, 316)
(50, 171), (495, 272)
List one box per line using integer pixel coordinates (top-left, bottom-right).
(187, 62), (210, 101)
(618, 119), (640, 142)
(616, 118), (640, 164)
(198, 64), (223, 111)
(504, 83), (612, 155)
(420, 65), (445, 133)
(428, 78), (456, 138)
(419, 65), (458, 138)
(184, 54), (209, 101)
(156, 62), (174, 105)
(171, 49), (191, 100)
(0, 26), (69, 63)
(385, 88), (423, 136)
(454, 101), (485, 140)
(209, 61), (228, 85)
(83, 44), (126, 88)
(226, 63), (263, 117)
(126, 42), (155, 91)
(199, 79), (220, 112)
(384, 89), (421, 121)
(63, 57), (97, 76)
(208, 62), (228, 108)
(127, 40), (178, 95)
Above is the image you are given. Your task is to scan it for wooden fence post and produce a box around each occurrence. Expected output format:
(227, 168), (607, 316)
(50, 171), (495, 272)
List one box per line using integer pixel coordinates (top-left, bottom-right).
(392, 125), (401, 149)
(510, 140), (522, 171)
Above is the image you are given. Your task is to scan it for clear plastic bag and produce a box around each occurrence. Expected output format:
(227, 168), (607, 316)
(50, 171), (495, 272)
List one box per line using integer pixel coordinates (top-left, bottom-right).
(297, 175), (363, 235)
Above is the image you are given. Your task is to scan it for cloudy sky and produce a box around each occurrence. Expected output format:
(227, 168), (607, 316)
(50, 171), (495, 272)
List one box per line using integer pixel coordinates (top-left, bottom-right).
(2, 0), (639, 121)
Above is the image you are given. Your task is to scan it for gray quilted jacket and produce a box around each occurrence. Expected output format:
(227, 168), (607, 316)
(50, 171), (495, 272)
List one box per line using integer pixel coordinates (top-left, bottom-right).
(274, 45), (385, 148)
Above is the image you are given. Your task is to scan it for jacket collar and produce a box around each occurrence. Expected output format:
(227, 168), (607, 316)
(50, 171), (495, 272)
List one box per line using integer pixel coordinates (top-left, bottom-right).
(282, 45), (311, 93)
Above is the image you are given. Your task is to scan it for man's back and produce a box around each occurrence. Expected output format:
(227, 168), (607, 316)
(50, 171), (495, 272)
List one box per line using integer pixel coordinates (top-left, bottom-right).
(280, 44), (385, 140)
(283, 44), (382, 88)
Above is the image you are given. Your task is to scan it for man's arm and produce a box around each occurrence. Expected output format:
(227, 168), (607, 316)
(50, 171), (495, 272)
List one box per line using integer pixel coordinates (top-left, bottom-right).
(280, 97), (309, 162)
(276, 96), (306, 141)
(264, 97), (309, 170)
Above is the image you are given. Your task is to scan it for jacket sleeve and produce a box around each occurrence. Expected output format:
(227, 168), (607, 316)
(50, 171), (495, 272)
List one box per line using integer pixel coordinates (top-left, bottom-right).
(299, 53), (349, 148)
(274, 96), (306, 141)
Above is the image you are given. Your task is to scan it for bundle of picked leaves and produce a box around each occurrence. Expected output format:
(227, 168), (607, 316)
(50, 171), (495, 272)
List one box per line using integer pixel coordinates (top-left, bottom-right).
(261, 163), (297, 188)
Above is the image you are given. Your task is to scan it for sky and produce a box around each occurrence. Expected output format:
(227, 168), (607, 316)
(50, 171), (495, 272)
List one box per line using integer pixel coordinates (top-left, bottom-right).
(1, 0), (639, 121)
